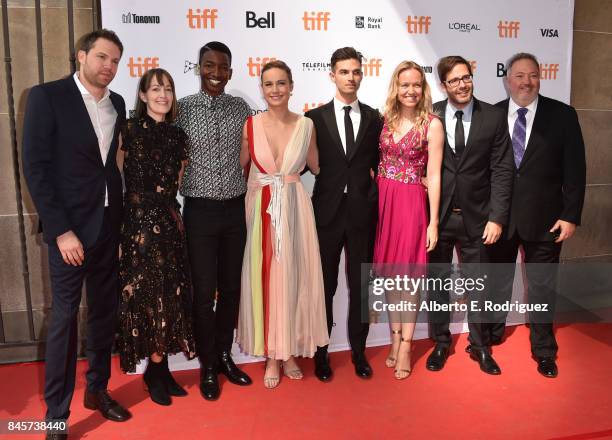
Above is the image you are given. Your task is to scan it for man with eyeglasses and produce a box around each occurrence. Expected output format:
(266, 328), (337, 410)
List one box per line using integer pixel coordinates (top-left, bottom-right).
(489, 53), (585, 378)
(425, 56), (514, 375)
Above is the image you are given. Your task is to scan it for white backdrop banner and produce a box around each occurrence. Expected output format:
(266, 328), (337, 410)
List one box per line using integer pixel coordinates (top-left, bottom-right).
(101, 0), (575, 370)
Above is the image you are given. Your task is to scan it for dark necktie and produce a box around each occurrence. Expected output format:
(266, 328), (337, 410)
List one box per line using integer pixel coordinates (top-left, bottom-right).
(454, 110), (465, 158)
(343, 105), (355, 157)
(512, 107), (528, 168)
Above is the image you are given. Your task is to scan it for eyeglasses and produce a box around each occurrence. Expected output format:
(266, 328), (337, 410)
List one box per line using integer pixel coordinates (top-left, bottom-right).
(444, 74), (473, 88)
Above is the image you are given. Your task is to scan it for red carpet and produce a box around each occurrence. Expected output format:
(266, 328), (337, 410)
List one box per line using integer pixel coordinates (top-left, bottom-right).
(1, 324), (611, 440)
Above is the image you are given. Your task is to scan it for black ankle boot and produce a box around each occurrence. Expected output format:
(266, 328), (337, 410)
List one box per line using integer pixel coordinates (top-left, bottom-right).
(144, 359), (171, 406)
(160, 356), (187, 397)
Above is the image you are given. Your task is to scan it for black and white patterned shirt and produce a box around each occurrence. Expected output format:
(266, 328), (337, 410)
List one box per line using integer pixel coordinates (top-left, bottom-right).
(177, 91), (250, 200)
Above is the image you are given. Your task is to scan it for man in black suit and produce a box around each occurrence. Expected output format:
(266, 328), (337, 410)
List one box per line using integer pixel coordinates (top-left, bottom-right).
(23, 29), (131, 437)
(425, 56), (514, 375)
(305, 47), (383, 381)
(491, 53), (586, 378)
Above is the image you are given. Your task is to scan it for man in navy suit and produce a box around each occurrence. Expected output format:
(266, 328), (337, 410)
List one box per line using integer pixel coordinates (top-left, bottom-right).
(491, 53), (586, 378)
(23, 29), (131, 437)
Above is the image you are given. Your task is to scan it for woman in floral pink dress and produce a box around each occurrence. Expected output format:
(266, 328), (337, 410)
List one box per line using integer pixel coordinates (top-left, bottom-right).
(373, 61), (444, 379)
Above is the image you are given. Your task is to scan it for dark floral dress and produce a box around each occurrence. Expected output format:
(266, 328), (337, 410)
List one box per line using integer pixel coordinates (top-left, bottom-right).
(117, 115), (195, 373)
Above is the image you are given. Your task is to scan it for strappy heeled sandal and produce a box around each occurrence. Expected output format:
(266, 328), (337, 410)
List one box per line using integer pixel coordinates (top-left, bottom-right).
(394, 337), (412, 380)
(386, 330), (402, 368)
(264, 359), (280, 389)
(282, 358), (304, 380)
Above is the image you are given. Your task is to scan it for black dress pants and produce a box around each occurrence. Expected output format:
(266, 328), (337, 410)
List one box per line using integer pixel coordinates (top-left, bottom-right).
(428, 211), (498, 352)
(316, 195), (372, 355)
(45, 209), (118, 420)
(489, 232), (562, 358)
(183, 195), (246, 367)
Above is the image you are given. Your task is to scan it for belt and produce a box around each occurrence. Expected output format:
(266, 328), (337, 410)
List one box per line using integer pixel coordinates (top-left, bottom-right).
(184, 194), (245, 207)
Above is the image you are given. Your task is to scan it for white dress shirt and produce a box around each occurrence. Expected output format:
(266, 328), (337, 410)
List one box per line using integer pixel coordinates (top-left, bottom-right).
(445, 99), (474, 154)
(508, 96), (538, 149)
(73, 72), (117, 206)
(333, 97), (361, 153)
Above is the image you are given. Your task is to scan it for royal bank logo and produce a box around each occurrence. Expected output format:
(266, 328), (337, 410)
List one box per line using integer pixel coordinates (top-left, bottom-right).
(355, 15), (383, 29)
(448, 22), (480, 33)
(121, 12), (160, 24)
(302, 60), (331, 72)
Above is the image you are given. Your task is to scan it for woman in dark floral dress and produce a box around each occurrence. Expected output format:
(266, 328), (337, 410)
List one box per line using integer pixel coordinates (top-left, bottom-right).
(117, 68), (195, 405)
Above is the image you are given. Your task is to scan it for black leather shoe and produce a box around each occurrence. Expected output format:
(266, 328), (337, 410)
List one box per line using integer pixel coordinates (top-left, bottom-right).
(218, 351), (252, 386)
(200, 365), (220, 401)
(314, 351), (333, 382)
(351, 352), (373, 379)
(426, 344), (449, 371)
(84, 389), (132, 422)
(144, 360), (171, 405)
(536, 357), (558, 378)
(469, 349), (501, 375)
(160, 357), (187, 396)
(45, 432), (67, 440)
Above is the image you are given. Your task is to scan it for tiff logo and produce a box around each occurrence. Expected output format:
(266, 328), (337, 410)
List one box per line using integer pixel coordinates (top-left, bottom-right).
(127, 56), (159, 77)
(498, 20), (520, 38)
(187, 8), (218, 29)
(362, 57), (382, 77)
(303, 102), (325, 113)
(247, 56), (277, 77)
(540, 28), (559, 37)
(303, 11), (331, 31)
(406, 16), (431, 34)
(496, 62), (558, 79)
(246, 11), (275, 28)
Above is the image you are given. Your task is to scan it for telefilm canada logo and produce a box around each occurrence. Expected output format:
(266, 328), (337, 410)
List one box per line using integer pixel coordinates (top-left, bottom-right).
(121, 12), (160, 24)
(302, 60), (331, 71)
(355, 16), (383, 29)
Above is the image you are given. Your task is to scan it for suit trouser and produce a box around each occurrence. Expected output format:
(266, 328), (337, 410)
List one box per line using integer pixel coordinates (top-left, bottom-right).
(45, 209), (118, 420)
(183, 196), (246, 368)
(428, 211), (499, 352)
(316, 195), (372, 355)
(489, 232), (561, 358)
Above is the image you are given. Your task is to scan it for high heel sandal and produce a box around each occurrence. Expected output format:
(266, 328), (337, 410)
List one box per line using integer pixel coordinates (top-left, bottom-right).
(394, 337), (412, 380)
(386, 330), (402, 368)
(264, 359), (280, 389)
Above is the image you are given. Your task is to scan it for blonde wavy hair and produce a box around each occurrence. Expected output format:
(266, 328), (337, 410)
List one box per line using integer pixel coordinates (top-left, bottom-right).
(383, 61), (433, 134)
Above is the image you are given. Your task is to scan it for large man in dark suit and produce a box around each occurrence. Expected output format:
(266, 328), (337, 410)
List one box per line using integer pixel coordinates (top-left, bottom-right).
(491, 53), (586, 378)
(305, 47), (383, 381)
(425, 56), (514, 375)
(22, 29), (131, 436)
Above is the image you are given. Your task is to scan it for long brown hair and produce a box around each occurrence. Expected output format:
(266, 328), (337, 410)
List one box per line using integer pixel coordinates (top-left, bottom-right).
(383, 61), (433, 134)
(133, 68), (178, 122)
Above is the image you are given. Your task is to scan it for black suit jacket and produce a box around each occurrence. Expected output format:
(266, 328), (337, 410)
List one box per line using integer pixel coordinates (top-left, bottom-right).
(433, 98), (514, 239)
(495, 95), (586, 241)
(22, 76), (125, 248)
(305, 100), (383, 228)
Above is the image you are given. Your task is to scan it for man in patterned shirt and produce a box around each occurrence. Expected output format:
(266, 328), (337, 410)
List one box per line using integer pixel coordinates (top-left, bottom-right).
(177, 41), (252, 401)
